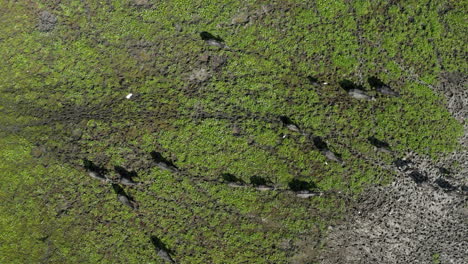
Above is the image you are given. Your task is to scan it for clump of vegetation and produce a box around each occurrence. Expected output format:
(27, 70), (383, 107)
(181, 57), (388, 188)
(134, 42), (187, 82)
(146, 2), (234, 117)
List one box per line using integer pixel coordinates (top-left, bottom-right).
(0, 0), (464, 263)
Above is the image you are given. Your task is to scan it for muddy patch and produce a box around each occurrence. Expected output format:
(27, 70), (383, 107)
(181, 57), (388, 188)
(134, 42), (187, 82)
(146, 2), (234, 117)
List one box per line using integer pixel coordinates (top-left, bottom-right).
(315, 68), (468, 264)
(437, 71), (467, 123)
(317, 151), (468, 264)
(37, 10), (57, 32)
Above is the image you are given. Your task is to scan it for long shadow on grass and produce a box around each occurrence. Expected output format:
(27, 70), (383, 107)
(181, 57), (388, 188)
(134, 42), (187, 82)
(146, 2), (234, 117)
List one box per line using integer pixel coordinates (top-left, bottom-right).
(115, 165), (138, 181)
(339, 79), (363, 92)
(222, 173), (245, 184)
(368, 136), (390, 149)
(83, 158), (109, 175)
(288, 179), (317, 192)
(150, 236), (176, 263)
(312, 136), (328, 151)
(200, 31), (225, 42)
(250, 175), (269, 186)
(367, 76), (386, 88)
(150, 151), (177, 167)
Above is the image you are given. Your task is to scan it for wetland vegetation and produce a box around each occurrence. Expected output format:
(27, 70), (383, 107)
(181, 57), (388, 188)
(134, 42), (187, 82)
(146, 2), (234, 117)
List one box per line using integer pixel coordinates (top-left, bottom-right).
(0, 1), (465, 263)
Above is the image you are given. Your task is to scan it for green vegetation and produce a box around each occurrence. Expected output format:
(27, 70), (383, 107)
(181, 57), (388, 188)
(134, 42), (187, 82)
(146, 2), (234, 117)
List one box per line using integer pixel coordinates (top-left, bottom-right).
(0, 0), (464, 263)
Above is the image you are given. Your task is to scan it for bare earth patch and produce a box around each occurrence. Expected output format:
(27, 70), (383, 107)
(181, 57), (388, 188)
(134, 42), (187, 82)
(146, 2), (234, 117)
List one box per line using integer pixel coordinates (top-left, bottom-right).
(318, 74), (467, 264)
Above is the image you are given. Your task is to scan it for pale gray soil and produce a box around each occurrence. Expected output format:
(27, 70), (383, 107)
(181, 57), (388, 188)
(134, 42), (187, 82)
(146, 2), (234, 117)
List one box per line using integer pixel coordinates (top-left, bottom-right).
(317, 73), (467, 264)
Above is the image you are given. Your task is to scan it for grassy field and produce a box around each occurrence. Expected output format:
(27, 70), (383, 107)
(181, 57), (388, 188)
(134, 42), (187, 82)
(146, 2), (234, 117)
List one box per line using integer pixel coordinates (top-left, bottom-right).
(0, 0), (465, 263)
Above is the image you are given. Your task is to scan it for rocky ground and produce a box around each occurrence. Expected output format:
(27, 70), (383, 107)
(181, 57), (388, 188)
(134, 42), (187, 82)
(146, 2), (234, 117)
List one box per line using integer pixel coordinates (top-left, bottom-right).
(318, 73), (467, 264)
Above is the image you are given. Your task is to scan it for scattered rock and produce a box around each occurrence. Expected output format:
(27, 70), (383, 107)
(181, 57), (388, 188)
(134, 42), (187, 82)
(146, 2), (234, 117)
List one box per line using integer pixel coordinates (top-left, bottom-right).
(232, 125), (241, 136)
(210, 55), (227, 70)
(319, 152), (468, 264)
(438, 167), (451, 175)
(461, 185), (468, 193)
(198, 53), (210, 63)
(71, 128), (83, 140)
(174, 23), (182, 32)
(37, 11), (57, 32)
(189, 68), (211, 82)
(278, 238), (294, 251)
(437, 71), (467, 123)
(231, 11), (250, 25)
(133, 0), (149, 5)
(132, 0), (153, 8)
(258, 4), (272, 15)
(31, 145), (47, 158)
